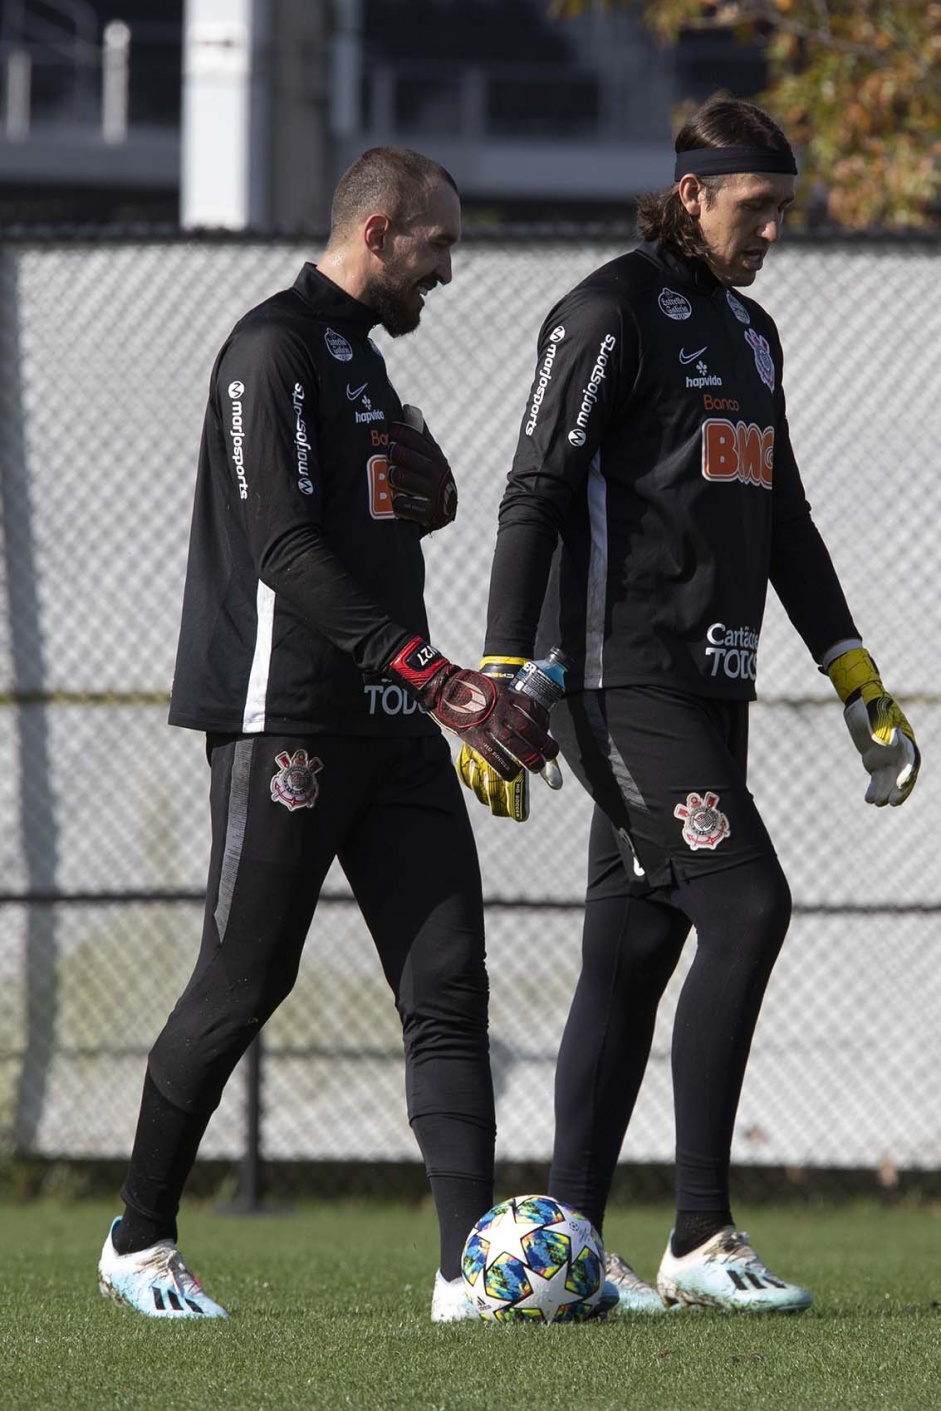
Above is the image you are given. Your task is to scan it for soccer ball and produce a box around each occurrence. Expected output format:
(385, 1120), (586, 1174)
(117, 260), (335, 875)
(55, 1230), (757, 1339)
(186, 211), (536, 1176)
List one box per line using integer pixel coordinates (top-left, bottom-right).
(462, 1194), (605, 1323)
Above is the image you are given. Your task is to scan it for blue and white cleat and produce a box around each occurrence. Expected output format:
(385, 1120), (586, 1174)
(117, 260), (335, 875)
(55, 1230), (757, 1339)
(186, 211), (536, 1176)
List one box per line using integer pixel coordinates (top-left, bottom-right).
(431, 1269), (478, 1322)
(657, 1227), (812, 1313)
(603, 1251), (667, 1314)
(593, 1277), (623, 1319)
(98, 1217), (229, 1319)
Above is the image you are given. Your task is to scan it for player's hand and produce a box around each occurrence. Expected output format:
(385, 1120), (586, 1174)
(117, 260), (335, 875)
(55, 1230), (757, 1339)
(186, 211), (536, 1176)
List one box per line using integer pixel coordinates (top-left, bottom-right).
(455, 656), (530, 817)
(456, 654), (530, 819)
(826, 646), (920, 806)
(385, 638), (559, 781)
(458, 745), (530, 821)
(387, 406), (457, 532)
(454, 656), (563, 819)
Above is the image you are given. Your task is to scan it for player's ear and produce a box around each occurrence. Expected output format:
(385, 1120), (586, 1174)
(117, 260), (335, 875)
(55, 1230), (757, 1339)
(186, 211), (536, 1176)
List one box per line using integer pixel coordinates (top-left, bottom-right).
(677, 174), (704, 218)
(364, 213), (392, 256)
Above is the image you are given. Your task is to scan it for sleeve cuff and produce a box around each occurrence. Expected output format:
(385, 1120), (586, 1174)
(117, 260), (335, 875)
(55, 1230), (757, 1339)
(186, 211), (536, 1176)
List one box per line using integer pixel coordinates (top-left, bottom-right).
(818, 637), (864, 672)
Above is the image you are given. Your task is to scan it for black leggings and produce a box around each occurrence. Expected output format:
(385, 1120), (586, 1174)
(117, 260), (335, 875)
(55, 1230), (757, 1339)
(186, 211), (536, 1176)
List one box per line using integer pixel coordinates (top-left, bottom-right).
(550, 808), (791, 1231)
(547, 688), (793, 1234)
(121, 731), (494, 1274)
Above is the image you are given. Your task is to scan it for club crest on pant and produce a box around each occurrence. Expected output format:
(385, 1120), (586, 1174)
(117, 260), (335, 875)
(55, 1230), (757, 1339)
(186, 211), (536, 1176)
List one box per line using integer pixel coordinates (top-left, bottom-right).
(674, 791), (730, 850)
(270, 749), (323, 810)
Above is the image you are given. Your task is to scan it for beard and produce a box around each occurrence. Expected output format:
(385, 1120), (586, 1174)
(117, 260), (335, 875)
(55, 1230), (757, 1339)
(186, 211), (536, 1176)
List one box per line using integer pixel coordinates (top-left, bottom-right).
(367, 271), (423, 338)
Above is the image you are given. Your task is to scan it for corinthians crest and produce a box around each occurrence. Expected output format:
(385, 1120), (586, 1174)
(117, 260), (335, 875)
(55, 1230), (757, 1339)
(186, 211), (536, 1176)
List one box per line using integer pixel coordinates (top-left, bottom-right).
(270, 748), (323, 811)
(744, 328), (775, 392)
(674, 791), (731, 851)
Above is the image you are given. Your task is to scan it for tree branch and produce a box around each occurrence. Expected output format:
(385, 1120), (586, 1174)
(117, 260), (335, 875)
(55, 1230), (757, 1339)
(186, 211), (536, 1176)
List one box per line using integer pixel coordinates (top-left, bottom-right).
(689, 2), (894, 64)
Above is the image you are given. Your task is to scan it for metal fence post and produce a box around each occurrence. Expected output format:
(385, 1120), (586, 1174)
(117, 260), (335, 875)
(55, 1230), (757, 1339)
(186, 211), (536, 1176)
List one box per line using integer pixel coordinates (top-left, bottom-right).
(4, 49), (31, 139)
(102, 21), (130, 144)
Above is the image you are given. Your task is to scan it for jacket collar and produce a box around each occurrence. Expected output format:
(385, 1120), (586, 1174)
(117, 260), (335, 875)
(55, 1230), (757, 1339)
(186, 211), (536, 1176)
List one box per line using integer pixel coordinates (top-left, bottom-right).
(292, 262), (380, 330)
(637, 240), (723, 297)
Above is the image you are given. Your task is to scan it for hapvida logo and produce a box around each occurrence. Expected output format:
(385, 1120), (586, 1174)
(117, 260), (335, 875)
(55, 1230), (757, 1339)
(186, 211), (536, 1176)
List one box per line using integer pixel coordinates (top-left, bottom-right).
(683, 348), (722, 388)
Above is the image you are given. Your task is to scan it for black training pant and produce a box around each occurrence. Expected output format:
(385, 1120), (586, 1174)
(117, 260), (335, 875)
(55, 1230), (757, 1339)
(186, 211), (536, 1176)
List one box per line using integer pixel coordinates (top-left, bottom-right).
(548, 688), (792, 1232)
(123, 731), (494, 1261)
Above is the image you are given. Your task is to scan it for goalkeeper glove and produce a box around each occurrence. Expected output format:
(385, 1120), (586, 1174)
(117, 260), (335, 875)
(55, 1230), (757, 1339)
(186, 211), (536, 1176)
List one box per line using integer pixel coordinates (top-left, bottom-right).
(387, 406), (457, 532)
(826, 645), (920, 806)
(457, 658), (530, 820)
(385, 638), (558, 781)
(457, 657), (566, 820)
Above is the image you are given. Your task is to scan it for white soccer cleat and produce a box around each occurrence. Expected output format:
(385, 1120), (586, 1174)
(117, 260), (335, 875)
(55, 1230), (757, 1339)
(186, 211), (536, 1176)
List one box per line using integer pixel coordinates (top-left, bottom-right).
(604, 1251), (668, 1314)
(657, 1227), (812, 1313)
(98, 1217), (229, 1319)
(431, 1269), (478, 1322)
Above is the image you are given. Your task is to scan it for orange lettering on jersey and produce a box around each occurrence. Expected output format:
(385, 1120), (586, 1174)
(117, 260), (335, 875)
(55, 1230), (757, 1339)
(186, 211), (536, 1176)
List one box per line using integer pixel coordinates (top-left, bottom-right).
(702, 420), (739, 480)
(702, 418), (774, 490)
(738, 423), (764, 486)
(759, 425), (773, 487)
(367, 454), (394, 518)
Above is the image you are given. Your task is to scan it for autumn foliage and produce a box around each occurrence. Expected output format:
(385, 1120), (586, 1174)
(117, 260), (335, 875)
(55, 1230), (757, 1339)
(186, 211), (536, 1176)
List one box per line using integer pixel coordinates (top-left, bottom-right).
(550, 1), (941, 228)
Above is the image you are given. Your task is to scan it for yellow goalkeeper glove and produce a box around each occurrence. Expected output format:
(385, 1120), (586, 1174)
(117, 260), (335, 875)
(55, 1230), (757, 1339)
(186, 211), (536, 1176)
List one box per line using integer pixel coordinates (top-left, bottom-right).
(456, 658), (530, 821)
(826, 645), (920, 806)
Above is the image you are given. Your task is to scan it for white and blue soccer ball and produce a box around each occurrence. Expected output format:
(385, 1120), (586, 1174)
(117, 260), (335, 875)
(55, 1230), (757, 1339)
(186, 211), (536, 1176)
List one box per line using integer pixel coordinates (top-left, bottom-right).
(462, 1194), (605, 1323)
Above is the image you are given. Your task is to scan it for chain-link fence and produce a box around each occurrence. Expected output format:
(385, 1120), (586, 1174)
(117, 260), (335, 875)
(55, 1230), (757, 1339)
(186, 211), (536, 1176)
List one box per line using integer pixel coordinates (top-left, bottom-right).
(1, 231), (939, 1184)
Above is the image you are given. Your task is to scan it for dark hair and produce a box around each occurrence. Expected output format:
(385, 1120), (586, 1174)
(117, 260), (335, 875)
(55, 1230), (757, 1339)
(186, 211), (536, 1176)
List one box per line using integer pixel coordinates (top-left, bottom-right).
(636, 99), (793, 259)
(330, 147), (459, 239)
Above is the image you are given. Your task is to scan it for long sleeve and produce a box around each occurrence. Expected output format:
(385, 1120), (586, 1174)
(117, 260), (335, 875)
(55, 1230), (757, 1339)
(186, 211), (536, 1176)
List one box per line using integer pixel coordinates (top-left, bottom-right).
(215, 326), (411, 676)
(484, 289), (640, 659)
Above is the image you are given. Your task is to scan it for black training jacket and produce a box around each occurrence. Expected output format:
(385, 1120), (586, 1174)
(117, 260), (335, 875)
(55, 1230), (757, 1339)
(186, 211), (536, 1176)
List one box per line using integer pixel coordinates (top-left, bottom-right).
(169, 264), (434, 737)
(484, 241), (857, 700)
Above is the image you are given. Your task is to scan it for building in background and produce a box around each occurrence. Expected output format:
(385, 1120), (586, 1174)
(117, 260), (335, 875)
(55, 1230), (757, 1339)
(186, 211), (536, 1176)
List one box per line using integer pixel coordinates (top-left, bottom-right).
(0, 0), (182, 224)
(350, 0), (765, 224)
(0, 0), (765, 227)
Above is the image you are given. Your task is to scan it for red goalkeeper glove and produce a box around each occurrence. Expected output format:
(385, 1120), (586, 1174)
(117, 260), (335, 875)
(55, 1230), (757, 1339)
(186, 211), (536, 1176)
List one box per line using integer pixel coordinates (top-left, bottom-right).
(387, 406), (457, 532)
(385, 638), (558, 781)
(457, 658), (530, 820)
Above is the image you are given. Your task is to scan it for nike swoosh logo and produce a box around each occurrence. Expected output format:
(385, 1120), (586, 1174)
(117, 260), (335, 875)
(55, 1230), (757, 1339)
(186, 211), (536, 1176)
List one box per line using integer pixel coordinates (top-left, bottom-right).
(678, 346), (708, 365)
(346, 382), (368, 401)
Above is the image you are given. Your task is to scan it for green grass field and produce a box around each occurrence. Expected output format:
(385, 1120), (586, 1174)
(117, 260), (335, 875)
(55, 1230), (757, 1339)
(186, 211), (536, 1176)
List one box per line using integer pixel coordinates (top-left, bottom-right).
(1, 1200), (939, 1411)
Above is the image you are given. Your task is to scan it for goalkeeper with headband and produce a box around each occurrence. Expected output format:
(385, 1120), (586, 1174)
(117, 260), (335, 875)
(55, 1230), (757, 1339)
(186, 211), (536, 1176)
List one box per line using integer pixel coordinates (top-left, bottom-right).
(460, 98), (919, 1315)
